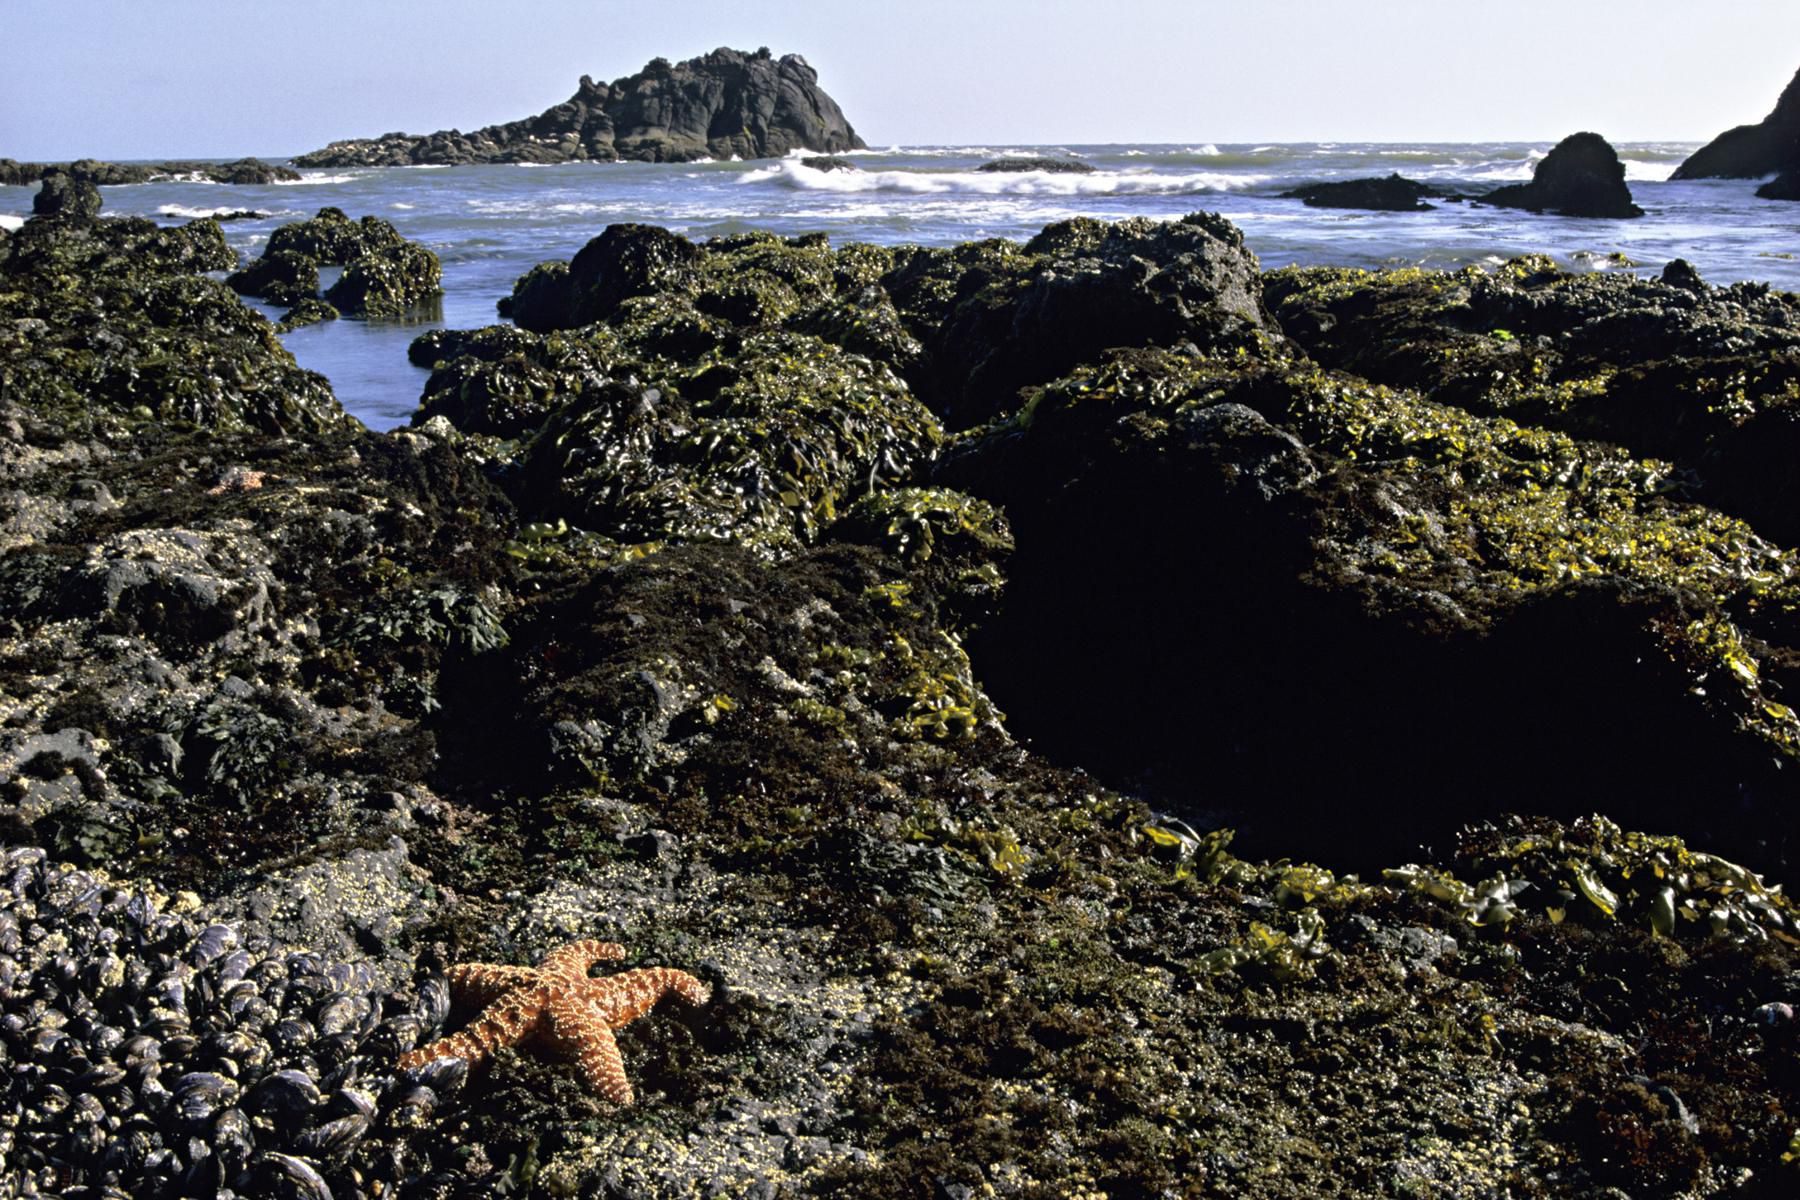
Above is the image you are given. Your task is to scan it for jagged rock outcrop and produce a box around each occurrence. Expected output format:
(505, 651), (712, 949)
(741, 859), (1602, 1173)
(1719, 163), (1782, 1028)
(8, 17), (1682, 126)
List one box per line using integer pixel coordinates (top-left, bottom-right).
(294, 47), (864, 167)
(1281, 173), (1452, 211)
(1674, 65), (1800, 179)
(1757, 169), (1800, 200)
(0, 157), (297, 186)
(1483, 132), (1643, 218)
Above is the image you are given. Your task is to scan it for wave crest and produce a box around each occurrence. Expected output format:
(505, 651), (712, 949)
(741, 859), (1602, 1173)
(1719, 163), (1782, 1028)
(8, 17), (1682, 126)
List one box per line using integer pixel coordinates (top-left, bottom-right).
(740, 159), (1267, 197)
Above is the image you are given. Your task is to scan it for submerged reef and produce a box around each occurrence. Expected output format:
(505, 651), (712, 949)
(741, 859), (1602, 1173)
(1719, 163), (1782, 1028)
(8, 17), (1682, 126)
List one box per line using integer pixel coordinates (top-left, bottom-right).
(6, 201), (1800, 1197)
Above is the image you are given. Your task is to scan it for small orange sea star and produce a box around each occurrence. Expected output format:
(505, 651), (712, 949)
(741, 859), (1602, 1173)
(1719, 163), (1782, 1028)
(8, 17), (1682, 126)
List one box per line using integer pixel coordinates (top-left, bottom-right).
(398, 938), (711, 1104)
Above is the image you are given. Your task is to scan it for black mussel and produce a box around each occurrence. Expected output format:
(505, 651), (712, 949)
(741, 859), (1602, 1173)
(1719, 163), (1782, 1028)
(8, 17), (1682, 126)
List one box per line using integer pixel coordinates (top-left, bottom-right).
(253, 1150), (336, 1200)
(294, 1112), (370, 1162)
(247, 1068), (322, 1121)
(188, 924), (239, 968)
(169, 1071), (240, 1126)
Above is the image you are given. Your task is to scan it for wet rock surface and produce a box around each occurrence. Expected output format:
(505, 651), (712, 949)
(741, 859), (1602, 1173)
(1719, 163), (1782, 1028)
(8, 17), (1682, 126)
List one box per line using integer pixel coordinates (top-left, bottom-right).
(7, 203), (1800, 1197)
(295, 47), (864, 167)
(1483, 131), (1644, 218)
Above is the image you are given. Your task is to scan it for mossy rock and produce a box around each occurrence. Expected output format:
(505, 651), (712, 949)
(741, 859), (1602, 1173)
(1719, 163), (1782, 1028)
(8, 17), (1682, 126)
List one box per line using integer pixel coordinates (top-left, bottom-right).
(413, 325), (625, 438)
(266, 206), (405, 264)
(520, 330), (943, 557)
(227, 249), (321, 306)
(324, 239), (443, 318)
(0, 215), (344, 435)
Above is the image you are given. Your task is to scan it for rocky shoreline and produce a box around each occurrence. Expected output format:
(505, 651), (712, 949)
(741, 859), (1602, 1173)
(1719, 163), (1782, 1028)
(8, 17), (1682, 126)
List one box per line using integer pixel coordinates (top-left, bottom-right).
(0, 157), (298, 186)
(5, 191), (1800, 1196)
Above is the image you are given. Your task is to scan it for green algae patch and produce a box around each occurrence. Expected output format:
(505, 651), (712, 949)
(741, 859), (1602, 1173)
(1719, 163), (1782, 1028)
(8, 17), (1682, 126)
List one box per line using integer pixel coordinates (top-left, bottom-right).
(1266, 257), (1800, 543)
(1401, 814), (1800, 944)
(523, 330), (943, 558)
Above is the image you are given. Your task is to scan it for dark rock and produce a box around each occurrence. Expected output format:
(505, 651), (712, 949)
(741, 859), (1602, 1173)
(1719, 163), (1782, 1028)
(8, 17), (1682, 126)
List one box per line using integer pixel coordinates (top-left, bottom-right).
(886, 213), (1270, 426)
(1281, 173), (1448, 211)
(506, 223), (702, 331)
(1676, 65), (1800, 179)
(227, 250), (322, 306)
(800, 156), (857, 172)
(207, 157), (299, 185)
(324, 240), (443, 318)
(975, 157), (1095, 174)
(0, 157), (298, 185)
(1483, 132), (1643, 218)
(267, 208), (403, 264)
(227, 208), (441, 320)
(1660, 258), (1706, 292)
(32, 172), (103, 220)
(1757, 169), (1800, 200)
(277, 297), (340, 331)
(0, 213), (340, 433)
(295, 47), (863, 167)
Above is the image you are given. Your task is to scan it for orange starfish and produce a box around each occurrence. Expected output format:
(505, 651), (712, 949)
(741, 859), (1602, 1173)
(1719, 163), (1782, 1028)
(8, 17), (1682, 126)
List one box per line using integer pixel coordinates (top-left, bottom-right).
(398, 938), (711, 1104)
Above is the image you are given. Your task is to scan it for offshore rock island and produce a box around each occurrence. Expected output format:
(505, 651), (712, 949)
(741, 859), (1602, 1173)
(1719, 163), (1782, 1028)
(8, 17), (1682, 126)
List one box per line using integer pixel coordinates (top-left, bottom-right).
(294, 46), (865, 166)
(9, 167), (1800, 1196)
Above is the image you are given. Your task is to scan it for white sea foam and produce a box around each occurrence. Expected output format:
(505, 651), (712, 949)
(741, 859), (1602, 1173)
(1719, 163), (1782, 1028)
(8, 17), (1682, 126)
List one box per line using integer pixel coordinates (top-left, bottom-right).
(277, 173), (361, 185)
(157, 204), (267, 220)
(392, 202), (416, 210)
(0, 215), (24, 232)
(1187, 144), (1222, 156)
(466, 197), (634, 216)
(741, 159), (1266, 196)
(1623, 159), (1677, 183)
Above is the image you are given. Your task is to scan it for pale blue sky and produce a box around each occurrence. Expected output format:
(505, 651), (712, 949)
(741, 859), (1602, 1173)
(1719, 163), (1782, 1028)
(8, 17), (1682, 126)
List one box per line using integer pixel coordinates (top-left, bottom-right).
(6, 1), (1800, 159)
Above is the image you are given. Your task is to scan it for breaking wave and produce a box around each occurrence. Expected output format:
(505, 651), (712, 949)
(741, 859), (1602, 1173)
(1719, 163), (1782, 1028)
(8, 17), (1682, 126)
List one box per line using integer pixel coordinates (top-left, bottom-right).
(740, 159), (1269, 196)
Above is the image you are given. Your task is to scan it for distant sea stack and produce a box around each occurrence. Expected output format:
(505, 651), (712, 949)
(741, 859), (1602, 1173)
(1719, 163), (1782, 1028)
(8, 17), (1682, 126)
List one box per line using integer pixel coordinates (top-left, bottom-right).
(294, 47), (865, 167)
(1481, 132), (1643, 218)
(1674, 65), (1800, 180)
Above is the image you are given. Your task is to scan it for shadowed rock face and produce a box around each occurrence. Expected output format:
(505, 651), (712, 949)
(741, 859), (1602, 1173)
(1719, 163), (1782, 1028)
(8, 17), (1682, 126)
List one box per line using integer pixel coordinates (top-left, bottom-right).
(1482, 132), (1643, 218)
(294, 47), (864, 167)
(1675, 65), (1800, 180)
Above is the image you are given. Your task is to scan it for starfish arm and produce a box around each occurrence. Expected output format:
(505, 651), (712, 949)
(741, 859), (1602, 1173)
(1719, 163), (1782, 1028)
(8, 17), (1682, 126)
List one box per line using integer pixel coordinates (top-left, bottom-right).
(539, 938), (628, 984)
(588, 967), (711, 1029)
(398, 986), (546, 1071)
(546, 988), (636, 1104)
(445, 962), (541, 1008)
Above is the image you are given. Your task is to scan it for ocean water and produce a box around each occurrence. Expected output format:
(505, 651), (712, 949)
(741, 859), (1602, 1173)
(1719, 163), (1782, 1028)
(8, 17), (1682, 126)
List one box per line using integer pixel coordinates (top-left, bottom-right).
(6, 141), (1799, 431)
